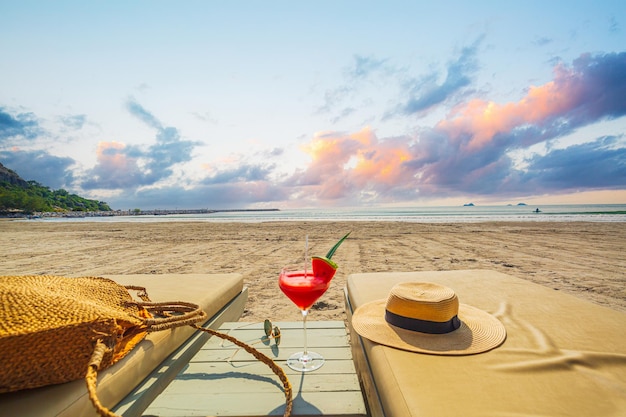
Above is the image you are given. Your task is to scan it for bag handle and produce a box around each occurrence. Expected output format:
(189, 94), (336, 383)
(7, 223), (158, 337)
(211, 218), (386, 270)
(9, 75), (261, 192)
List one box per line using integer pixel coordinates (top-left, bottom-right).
(191, 324), (294, 417)
(86, 287), (291, 417)
(125, 286), (209, 330)
(85, 340), (116, 417)
(86, 325), (293, 417)
(136, 301), (208, 331)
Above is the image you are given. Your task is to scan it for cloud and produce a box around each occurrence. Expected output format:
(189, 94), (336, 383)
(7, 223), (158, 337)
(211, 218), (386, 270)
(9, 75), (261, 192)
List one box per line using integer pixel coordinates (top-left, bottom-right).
(317, 44), (483, 124)
(100, 146), (288, 209)
(609, 16), (620, 34)
(417, 52), (626, 193)
(521, 135), (626, 191)
(203, 163), (275, 185)
(0, 108), (41, 141)
(317, 55), (392, 119)
(399, 40), (481, 115)
(108, 178), (288, 210)
(317, 84), (355, 115)
(0, 149), (75, 189)
(81, 142), (146, 189)
(290, 52), (626, 204)
(434, 51), (626, 153)
(144, 126), (197, 180)
(532, 36), (553, 47)
(58, 114), (87, 130)
(265, 147), (284, 158)
(82, 100), (200, 190)
(330, 107), (357, 124)
(287, 128), (417, 203)
(347, 55), (388, 79)
(191, 111), (218, 124)
(126, 99), (163, 130)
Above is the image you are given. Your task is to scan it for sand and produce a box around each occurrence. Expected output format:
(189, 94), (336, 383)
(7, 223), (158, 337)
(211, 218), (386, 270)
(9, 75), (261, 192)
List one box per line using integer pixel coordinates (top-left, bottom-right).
(1, 220), (625, 322)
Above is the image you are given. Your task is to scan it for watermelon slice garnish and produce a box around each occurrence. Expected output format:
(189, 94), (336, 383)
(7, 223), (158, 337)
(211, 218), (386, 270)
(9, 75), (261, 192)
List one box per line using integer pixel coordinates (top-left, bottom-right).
(312, 232), (350, 283)
(311, 256), (337, 282)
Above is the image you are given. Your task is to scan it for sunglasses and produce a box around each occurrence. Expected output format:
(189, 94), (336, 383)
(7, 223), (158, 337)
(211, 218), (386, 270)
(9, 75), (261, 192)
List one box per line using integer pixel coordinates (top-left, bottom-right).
(264, 319), (281, 346)
(226, 319), (281, 363)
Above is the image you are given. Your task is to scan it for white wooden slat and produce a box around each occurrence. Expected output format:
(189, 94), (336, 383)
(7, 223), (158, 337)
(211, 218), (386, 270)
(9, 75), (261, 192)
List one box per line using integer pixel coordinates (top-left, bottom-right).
(206, 328), (349, 349)
(193, 345), (354, 362)
(145, 391), (367, 417)
(155, 365), (362, 394)
(219, 320), (347, 331)
(182, 357), (359, 376)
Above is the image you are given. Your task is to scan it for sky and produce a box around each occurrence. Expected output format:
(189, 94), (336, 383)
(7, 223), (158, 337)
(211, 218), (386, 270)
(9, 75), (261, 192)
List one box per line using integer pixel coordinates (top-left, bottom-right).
(1, 1), (625, 210)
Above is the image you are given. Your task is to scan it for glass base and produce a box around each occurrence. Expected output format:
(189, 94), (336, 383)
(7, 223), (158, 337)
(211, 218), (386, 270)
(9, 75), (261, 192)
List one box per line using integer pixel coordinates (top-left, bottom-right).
(286, 351), (325, 372)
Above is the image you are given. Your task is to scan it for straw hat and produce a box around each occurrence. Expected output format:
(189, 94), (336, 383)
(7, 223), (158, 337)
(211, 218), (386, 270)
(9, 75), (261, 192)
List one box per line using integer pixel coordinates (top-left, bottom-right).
(351, 282), (506, 355)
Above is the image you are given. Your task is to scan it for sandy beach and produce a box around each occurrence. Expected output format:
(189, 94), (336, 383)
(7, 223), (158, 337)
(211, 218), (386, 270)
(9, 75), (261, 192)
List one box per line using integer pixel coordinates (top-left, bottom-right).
(1, 220), (624, 321)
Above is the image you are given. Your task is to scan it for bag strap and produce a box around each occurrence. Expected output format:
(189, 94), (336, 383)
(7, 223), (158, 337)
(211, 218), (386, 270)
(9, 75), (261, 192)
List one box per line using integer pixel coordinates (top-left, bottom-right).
(136, 301), (208, 331)
(86, 325), (293, 417)
(125, 285), (209, 331)
(192, 324), (293, 417)
(125, 286), (209, 330)
(86, 340), (117, 417)
(124, 285), (151, 302)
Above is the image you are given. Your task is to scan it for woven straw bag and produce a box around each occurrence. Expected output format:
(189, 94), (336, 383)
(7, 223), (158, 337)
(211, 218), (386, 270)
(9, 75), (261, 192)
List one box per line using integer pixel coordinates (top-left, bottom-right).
(0, 275), (294, 417)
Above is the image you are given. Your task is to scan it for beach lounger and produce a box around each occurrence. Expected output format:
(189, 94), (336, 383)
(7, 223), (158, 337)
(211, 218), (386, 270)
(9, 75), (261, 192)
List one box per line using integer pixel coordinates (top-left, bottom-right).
(0, 273), (247, 417)
(345, 270), (626, 417)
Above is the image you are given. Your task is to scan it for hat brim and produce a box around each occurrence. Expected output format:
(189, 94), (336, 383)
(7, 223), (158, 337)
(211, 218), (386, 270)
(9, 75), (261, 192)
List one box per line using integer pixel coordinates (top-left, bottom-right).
(351, 299), (506, 355)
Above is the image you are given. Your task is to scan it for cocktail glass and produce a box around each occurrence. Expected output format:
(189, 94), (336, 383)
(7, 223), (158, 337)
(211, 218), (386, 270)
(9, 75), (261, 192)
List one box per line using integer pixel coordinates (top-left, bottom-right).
(278, 264), (333, 372)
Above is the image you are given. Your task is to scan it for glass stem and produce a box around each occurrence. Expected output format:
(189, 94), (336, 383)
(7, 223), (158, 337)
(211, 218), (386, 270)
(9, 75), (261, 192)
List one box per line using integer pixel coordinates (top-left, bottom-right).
(301, 309), (309, 356)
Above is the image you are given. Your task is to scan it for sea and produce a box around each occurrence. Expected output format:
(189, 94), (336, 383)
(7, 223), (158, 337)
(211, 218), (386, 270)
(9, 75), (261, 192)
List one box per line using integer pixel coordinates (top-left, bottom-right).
(34, 204), (626, 223)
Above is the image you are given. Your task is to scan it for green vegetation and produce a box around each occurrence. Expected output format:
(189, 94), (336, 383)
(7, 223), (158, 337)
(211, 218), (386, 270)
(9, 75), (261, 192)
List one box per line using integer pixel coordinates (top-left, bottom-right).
(0, 180), (111, 214)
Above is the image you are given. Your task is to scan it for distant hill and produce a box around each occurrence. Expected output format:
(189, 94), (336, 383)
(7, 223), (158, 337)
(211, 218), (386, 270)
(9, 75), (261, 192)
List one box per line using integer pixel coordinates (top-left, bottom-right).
(0, 162), (111, 214)
(0, 163), (29, 187)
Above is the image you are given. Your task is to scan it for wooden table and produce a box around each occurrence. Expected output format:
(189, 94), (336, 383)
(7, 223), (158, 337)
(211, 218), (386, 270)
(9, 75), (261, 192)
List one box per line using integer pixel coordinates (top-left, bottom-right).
(141, 321), (368, 417)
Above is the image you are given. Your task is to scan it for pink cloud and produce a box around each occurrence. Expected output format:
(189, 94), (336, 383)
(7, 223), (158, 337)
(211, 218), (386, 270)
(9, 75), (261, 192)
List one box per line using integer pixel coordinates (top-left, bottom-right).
(82, 141), (144, 189)
(296, 127), (415, 201)
(291, 52), (626, 203)
(437, 53), (625, 152)
(95, 141), (134, 169)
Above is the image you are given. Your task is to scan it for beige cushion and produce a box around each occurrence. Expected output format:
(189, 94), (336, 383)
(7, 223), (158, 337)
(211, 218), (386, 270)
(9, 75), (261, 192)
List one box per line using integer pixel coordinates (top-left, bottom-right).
(346, 270), (626, 417)
(0, 273), (243, 417)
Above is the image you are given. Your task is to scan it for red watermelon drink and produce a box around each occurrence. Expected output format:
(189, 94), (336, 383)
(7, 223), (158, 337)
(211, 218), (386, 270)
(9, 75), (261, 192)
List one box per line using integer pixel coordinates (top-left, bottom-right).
(278, 232), (350, 372)
(279, 269), (330, 310)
